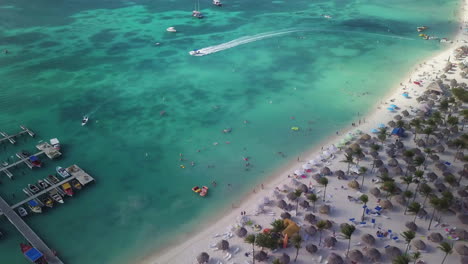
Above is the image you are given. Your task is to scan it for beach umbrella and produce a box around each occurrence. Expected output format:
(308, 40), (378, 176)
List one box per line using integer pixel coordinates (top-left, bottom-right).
(360, 134), (371, 141)
(429, 232), (443, 243)
(380, 200), (393, 209)
(455, 229), (468, 240)
(236, 227), (247, 238)
(371, 128), (379, 133)
(361, 234), (376, 246)
(276, 253), (290, 264)
(385, 246), (401, 258)
(277, 200), (287, 209)
(456, 244), (468, 256)
(457, 189), (468, 198)
(321, 167), (331, 176)
(350, 143), (361, 151)
(217, 240), (229, 251)
(299, 200), (310, 209)
(370, 187), (381, 197)
(412, 240), (426, 250)
(324, 220), (333, 229)
(290, 178), (301, 186)
(378, 123), (385, 128)
(394, 115), (402, 121)
(328, 144), (338, 153)
(430, 154), (440, 161)
(306, 244), (318, 254)
(418, 208), (427, 218)
(416, 139), (426, 147)
(370, 151), (379, 159)
(365, 248), (381, 261)
(405, 222), (418, 232)
(312, 174), (322, 181)
(344, 133), (354, 141)
(451, 125), (459, 134)
(407, 165), (416, 174)
(455, 152), (465, 161)
(394, 195), (406, 205)
(299, 184), (308, 193)
(387, 107), (396, 111)
(458, 214), (468, 225)
(294, 169), (304, 175)
(322, 150), (332, 158)
(392, 166), (403, 175)
(427, 137), (437, 146)
(281, 212), (291, 219)
(309, 159), (320, 166)
(435, 182), (447, 192)
(287, 192), (298, 201)
(348, 180), (360, 189)
(378, 167), (389, 175)
(390, 104), (398, 108)
(388, 158), (399, 167)
(402, 93), (410, 98)
(434, 132), (444, 140)
(348, 250), (363, 262)
(305, 225), (317, 236)
(395, 141), (404, 149)
(435, 162), (447, 172)
(197, 252), (210, 264)
(324, 237), (337, 248)
(334, 170), (345, 178)
(411, 148), (422, 155)
(302, 163), (313, 170)
(326, 253), (343, 264)
(402, 110), (409, 117)
(282, 184), (291, 191)
(319, 205), (330, 215)
(254, 251), (268, 262)
(304, 213), (316, 224)
(374, 159), (383, 168)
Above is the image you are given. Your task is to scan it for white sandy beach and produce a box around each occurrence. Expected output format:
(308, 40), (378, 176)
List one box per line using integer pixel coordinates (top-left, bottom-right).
(141, 2), (468, 264)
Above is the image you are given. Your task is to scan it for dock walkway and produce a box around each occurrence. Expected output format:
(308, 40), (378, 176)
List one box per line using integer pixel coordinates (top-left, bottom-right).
(0, 126), (35, 144)
(0, 196), (64, 264)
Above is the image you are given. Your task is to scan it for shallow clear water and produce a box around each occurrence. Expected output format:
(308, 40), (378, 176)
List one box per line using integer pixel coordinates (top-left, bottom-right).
(0, 0), (459, 263)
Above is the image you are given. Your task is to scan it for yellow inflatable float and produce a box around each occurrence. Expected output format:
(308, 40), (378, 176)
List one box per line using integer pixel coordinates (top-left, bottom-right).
(291, 126), (300, 131)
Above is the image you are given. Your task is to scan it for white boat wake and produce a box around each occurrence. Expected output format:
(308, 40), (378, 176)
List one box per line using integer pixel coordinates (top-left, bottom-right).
(189, 29), (299, 56)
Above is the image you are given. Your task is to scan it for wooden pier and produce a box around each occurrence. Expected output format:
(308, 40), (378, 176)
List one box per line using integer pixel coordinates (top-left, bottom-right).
(0, 125), (35, 145)
(0, 142), (61, 179)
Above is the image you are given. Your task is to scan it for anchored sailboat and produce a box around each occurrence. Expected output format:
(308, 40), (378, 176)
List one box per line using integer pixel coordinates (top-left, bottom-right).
(192, 0), (204, 18)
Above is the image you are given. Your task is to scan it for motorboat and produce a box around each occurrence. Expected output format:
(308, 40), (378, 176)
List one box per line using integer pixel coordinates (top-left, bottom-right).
(56, 166), (71, 178)
(41, 196), (54, 208)
(1, 161), (8, 166)
(49, 189), (64, 204)
(192, 186), (201, 193)
(61, 182), (74, 197)
(82, 116), (89, 126)
(28, 184), (41, 194)
(18, 207), (28, 217)
(20, 243), (48, 264)
(213, 0), (222, 6)
(189, 50), (205, 56)
(29, 155), (42, 168)
(37, 180), (49, 190)
(50, 138), (61, 151)
(192, 10), (204, 18)
(47, 174), (60, 185)
(71, 179), (82, 190)
(27, 200), (42, 214)
(200, 186), (209, 197)
(417, 26), (428, 32)
(23, 188), (33, 196)
(323, 14), (332, 19)
(166, 27), (177, 33)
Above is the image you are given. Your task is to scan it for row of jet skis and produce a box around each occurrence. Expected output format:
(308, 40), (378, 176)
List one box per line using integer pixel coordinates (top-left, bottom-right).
(18, 167), (82, 216)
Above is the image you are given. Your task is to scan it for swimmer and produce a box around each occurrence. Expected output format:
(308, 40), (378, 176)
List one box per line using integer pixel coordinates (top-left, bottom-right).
(191, 161), (195, 166)
(213, 142), (218, 146)
(243, 120), (249, 124)
(154, 42), (160, 46)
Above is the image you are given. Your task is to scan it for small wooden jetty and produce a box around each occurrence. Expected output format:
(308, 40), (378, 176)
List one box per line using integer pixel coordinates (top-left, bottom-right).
(0, 142), (62, 179)
(0, 125), (35, 145)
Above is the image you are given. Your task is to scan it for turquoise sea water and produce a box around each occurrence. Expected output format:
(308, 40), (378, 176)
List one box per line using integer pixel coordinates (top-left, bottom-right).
(0, 0), (460, 263)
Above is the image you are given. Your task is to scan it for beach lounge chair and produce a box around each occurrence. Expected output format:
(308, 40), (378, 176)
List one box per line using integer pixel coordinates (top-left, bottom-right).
(358, 221), (367, 227)
(232, 247), (240, 254)
(393, 236), (399, 242)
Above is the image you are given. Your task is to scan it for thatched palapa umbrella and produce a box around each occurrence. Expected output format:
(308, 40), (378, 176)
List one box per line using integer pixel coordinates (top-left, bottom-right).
(365, 248), (381, 261)
(394, 115), (402, 121)
(435, 182), (447, 192)
(304, 213), (316, 224)
(435, 162), (447, 172)
(254, 251), (268, 261)
(370, 151), (379, 159)
(380, 200), (393, 209)
(412, 239), (426, 250)
(374, 159), (384, 168)
(361, 234), (375, 246)
(217, 240), (229, 251)
(348, 250), (363, 262)
(326, 253), (343, 264)
(321, 167), (332, 176)
(388, 158), (399, 167)
(325, 220), (333, 229)
(370, 187), (381, 197)
(319, 205), (330, 215)
(395, 141), (404, 149)
(427, 137), (437, 146)
(287, 192), (298, 201)
(306, 243), (318, 254)
(278, 253), (290, 264)
(312, 174), (322, 181)
(379, 167), (389, 175)
(236, 227), (247, 238)
(360, 134), (371, 141)
(197, 252), (209, 264)
(348, 180), (360, 189)
(385, 246), (401, 258)
(435, 144), (445, 153)
(395, 195), (406, 205)
(429, 232), (443, 243)
(305, 225), (317, 236)
(392, 166), (403, 175)
(324, 236), (337, 248)
(388, 120), (396, 127)
(281, 212), (291, 219)
(334, 170), (345, 178)
(277, 199), (287, 209)
(402, 110), (409, 117)
(416, 139), (426, 147)
(427, 172), (438, 181)
(299, 200), (310, 209)
(418, 208), (428, 218)
(299, 184), (308, 193)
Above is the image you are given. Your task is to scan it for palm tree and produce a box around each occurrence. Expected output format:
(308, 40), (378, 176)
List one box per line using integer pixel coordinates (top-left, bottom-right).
(393, 255), (411, 264)
(432, 111), (443, 126)
(340, 224), (356, 257)
(428, 197), (449, 230)
(316, 220), (327, 246)
(439, 99), (449, 124)
(359, 166), (368, 190)
(382, 181), (398, 199)
(291, 234), (302, 262)
(378, 133), (387, 146)
(410, 119), (422, 140)
(401, 230), (416, 254)
(341, 154), (354, 174)
(401, 175), (413, 192)
(403, 150), (415, 175)
(438, 242), (453, 264)
(413, 156), (425, 170)
(359, 194), (368, 221)
(354, 148), (365, 165)
(419, 183), (433, 207)
(407, 202), (422, 223)
(412, 251), (421, 264)
(412, 170), (424, 202)
(293, 189), (303, 215)
(423, 126), (434, 141)
(370, 143), (381, 152)
(272, 259), (281, 264)
(403, 190), (413, 215)
(447, 115), (459, 127)
(423, 148), (433, 169)
(307, 193), (318, 212)
(271, 219), (286, 233)
(245, 234), (256, 264)
(319, 177), (328, 202)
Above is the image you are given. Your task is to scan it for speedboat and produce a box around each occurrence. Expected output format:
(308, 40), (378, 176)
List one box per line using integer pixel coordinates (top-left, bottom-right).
(28, 184), (41, 194)
(41, 196), (54, 208)
(18, 207), (28, 217)
(200, 186), (209, 197)
(47, 174), (60, 184)
(61, 182), (74, 197)
(82, 116), (89, 126)
(192, 10), (204, 18)
(417, 26), (428, 32)
(50, 138), (61, 151)
(189, 50), (205, 56)
(56, 166), (71, 178)
(71, 179), (82, 190)
(192, 186), (201, 193)
(37, 180), (49, 190)
(213, 0), (222, 6)
(49, 189), (64, 204)
(323, 15), (332, 19)
(166, 27), (177, 32)
(29, 155), (42, 168)
(1, 161), (8, 166)
(27, 200), (42, 214)
(20, 243), (48, 264)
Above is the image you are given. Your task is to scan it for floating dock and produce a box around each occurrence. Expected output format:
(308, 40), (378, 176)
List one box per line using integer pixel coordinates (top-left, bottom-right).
(0, 125), (35, 145)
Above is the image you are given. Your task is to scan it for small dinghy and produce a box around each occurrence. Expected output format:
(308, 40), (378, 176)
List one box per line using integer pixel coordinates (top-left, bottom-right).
(166, 27), (177, 32)
(18, 207), (28, 217)
(82, 116), (89, 126)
